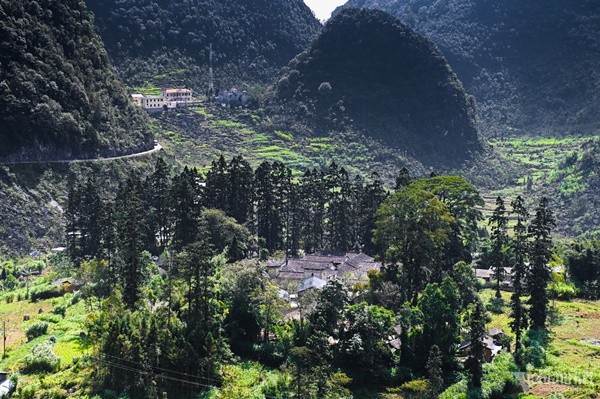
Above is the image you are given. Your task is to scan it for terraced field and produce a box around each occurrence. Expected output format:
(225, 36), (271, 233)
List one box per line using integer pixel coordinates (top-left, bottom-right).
(478, 136), (599, 234)
(153, 104), (428, 181)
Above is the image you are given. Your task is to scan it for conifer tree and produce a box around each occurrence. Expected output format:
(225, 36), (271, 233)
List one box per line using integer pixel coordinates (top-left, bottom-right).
(114, 176), (148, 308)
(204, 155), (229, 210)
(170, 167), (202, 250)
(146, 157), (172, 252)
(299, 169), (326, 253)
(325, 163), (351, 253)
(227, 155), (254, 224)
(426, 345), (444, 398)
(358, 172), (386, 254)
(466, 299), (487, 390)
(394, 167), (412, 190)
(528, 197), (555, 329)
(510, 195), (529, 365)
(489, 196), (509, 298)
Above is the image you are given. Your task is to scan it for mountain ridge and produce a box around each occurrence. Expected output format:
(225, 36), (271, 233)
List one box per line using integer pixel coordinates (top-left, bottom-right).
(270, 8), (482, 166)
(338, 0), (600, 136)
(0, 0), (152, 161)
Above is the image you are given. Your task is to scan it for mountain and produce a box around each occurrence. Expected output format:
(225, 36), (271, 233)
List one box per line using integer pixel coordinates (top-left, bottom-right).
(552, 139), (600, 236)
(339, 0), (600, 136)
(85, 0), (322, 87)
(0, 0), (152, 160)
(271, 8), (482, 165)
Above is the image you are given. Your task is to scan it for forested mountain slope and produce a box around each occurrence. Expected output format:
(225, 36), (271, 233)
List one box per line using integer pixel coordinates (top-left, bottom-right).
(86, 0), (322, 87)
(271, 8), (482, 166)
(0, 0), (152, 160)
(339, 0), (600, 136)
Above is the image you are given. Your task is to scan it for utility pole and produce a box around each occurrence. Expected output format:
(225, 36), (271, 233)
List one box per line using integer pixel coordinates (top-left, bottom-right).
(3, 320), (6, 359)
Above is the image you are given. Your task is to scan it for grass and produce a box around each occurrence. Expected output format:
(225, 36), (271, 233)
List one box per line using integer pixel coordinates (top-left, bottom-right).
(479, 289), (600, 398)
(131, 83), (162, 96)
(0, 283), (90, 398)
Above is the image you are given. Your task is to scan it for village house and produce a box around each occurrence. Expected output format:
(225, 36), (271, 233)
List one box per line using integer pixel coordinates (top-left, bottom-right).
(475, 267), (513, 289)
(297, 275), (326, 295)
(163, 88), (193, 105)
(270, 252), (381, 284)
(216, 87), (249, 106)
(131, 94), (165, 112)
(458, 328), (506, 363)
(131, 88), (193, 112)
(51, 278), (83, 293)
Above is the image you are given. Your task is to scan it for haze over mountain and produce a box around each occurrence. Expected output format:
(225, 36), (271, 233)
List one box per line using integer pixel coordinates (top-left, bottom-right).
(86, 0), (322, 87)
(0, 0), (151, 160)
(339, 0), (600, 136)
(272, 8), (482, 165)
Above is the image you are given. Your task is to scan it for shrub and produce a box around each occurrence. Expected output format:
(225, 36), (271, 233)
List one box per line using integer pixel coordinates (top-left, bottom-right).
(22, 340), (60, 373)
(4, 293), (14, 303)
(486, 297), (504, 314)
(25, 321), (48, 341)
(30, 286), (62, 302)
(53, 304), (67, 317)
(548, 281), (577, 300)
(440, 353), (519, 399)
(523, 329), (548, 367)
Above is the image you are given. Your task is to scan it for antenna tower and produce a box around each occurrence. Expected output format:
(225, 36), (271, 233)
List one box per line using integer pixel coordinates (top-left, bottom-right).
(208, 43), (215, 99)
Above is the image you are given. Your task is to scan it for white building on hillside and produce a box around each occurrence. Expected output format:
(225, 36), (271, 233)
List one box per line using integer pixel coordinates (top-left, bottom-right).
(163, 88), (193, 104)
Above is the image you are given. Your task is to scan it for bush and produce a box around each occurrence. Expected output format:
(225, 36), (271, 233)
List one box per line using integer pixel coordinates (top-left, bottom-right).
(25, 321), (49, 341)
(22, 340), (60, 373)
(548, 281), (577, 300)
(523, 329), (548, 367)
(30, 286), (62, 302)
(440, 353), (519, 399)
(4, 293), (14, 303)
(486, 297), (504, 314)
(53, 304), (66, 317)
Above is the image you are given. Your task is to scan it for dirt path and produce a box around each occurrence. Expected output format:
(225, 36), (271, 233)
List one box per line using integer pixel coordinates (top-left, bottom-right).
(0, 142), (163, 165)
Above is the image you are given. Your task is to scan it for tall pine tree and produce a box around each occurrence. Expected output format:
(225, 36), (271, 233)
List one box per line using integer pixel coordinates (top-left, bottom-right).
(528, 197), (555, 329)
(489, 196), (509, 298)
(510, 195), (529, 365)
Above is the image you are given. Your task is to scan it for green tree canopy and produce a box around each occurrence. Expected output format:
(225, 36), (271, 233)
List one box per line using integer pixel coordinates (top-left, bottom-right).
(374, 186), (455, 303)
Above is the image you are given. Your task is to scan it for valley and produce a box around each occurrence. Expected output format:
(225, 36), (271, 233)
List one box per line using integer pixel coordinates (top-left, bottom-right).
(0, 0), (599, 398)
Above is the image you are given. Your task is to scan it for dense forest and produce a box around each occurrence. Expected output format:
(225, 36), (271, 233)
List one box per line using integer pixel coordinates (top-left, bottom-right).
(339, 0), (600, 136)
(0, 0), (152, 160)
(271, 8), (482, 166)
(85, 0), (322, 87)
(45, 156), (566, 399)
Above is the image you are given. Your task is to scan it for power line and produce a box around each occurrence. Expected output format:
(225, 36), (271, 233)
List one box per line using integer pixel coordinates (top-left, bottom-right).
(98, 353), (221, 384)
(93, 354), (287, 399)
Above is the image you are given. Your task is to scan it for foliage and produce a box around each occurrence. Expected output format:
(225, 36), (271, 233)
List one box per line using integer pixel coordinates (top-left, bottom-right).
(416, 277), (461, 375)
(0, 0), (151, 160)
(22, 340), (61, 374)
(25, 321), (49, 341)
(548, 281), (578, 301)
(566, 239), (600, 299)
(272, 8), (481, 165)
(374, 186), (455, 304)
(86, 0), (321, 86)
(439, 353), (518, 399)
(342, 0), (600, 137)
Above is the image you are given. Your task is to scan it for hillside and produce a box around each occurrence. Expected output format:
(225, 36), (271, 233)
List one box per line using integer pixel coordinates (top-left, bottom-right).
(271, 8), (482, 166)
(0, 0), (152, 161)
(339, 0), (600, 136)
(85, 0), (322, 88)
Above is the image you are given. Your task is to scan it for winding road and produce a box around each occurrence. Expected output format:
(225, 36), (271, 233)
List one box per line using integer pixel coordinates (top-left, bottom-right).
(0, 142), (163, 165)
